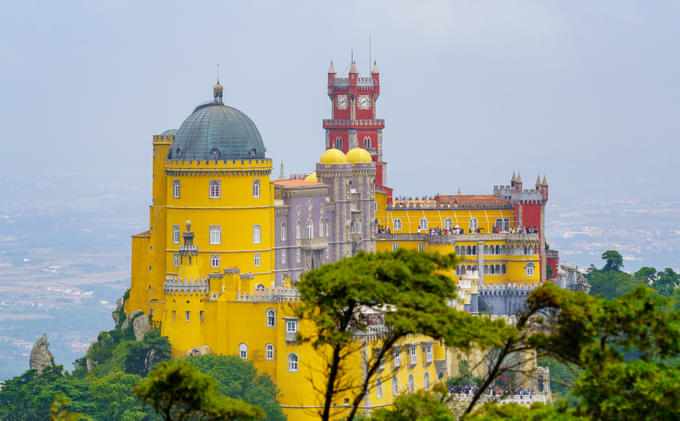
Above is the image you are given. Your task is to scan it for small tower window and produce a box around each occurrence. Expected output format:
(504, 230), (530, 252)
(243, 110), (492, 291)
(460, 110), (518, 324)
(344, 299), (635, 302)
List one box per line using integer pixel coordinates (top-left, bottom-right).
(335, 137), (342, 149)
(281, 249), (287, 264)
(444, 218), (453, 230)
(288, 353), (299, 372)
(173, 225), (180, 244)
(210, 254), (220, 268)
(265, 344), (274, 360)
(173, 180), (180, 199)
(253, 225), (261, 244)
(306, 219), (314, 239)
(419, 218), (428, 231)
(210, 148), (221, 159)
(253, 179), (260, 198)
(280, 222), (287, 241)
(392, 375), (398, 396)
(363, 136), (371, 149)
(209, 180), (221, 198)
(376, 378), (383, 398)
(526, 263), (535, 276)
(296, 221), (301, 239)
(254, 253), (261, 267)
(408, 374), (415, 393)
(424, 372), (430, 390)
(209, 226), (221, 245)
(239, 343), (248, 360)
(266, 308), (276, 327)
(393, 218), (402, 231)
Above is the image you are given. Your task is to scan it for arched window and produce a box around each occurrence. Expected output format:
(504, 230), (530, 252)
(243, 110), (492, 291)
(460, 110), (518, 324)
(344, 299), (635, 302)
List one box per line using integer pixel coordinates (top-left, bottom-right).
(418, 218), (428, 231)
(306, 219), (314, 239)
(252, 179), (260, 198)
(484, 265), (489, 274)
(469, 218), (478, 231)
(466, 246), (472, 255)
(288, 353), (299, 372)
(455, 246), (460, 255)
(393, 218), (402, 231)
(483, 245), (489, 254)
(455, 266), (460, 275)
(363, 136), (371, 149)
(266, 308), (276, 327)
(524, 246), (528, 255)
(335, 137), (342, 149)
(467, 265), (472, 272)
(459, 246), (465, 256)
(424, 372), (430, 390)
(296, 221), (301, 239)
(472, 245), (477, 255)
(408, 374), (415, 393)
(325, 219), (330, 237)
(490, 265), (495, 274)
(496, 245), (500, 255)
(495, 264), (501, 274)
(392, 375), (398, 396)
(461, 266), (466, 275)
(528, 246), (534, 255)
(351, 221), (356, 233)
(526, 263), (535, 276)
(280, 222), (286, 241)
(239, 343), (248, 360)
(265, 344), (274, 360)
(376, 378), (383, 398)
(319, 219), (324, 237)
(444, 218), (453, 230)
(502, 264), (507, 274)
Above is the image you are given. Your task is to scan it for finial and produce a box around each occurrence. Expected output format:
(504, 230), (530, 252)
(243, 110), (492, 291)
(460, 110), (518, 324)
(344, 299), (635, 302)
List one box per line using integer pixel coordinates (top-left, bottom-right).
(536, 175), (541, 187)
(517, 172), (522, 183)
(511, 171), (517, 183)
(542, 175), (548, 185)
(371, 61), (378, 74)
(328, 61), (335, 74)
(279, 161), (285, 179)
(213, 62), (224, 104)
(186, 220), (192, 232)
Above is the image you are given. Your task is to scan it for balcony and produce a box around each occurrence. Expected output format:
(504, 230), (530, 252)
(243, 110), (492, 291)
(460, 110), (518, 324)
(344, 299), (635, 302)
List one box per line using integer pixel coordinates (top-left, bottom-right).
(376, 232), (539, 245)
(322, 119), (385, 129)
(298, 237), (328, 250)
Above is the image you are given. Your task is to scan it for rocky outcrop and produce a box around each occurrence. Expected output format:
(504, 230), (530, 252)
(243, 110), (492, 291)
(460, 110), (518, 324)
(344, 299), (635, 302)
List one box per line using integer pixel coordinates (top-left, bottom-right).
(186, 345), (213, 357)
(122, 310), (143, 331)
(133, 313), (152, 341)
(30, 334), (55, 372)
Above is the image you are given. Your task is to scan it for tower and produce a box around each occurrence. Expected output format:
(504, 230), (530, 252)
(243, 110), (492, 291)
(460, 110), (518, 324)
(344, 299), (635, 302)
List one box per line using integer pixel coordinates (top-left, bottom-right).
(324, 60), (392, 203)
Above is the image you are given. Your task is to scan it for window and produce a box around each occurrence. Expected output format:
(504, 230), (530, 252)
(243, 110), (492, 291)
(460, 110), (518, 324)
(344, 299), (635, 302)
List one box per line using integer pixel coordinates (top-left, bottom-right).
(173, 180), (180, 198)
(296, 248), (301, 263)
(281, 249), (287, 264)
(392, 243), (399, 251)
(209, 180), (221, 198)
(425, 344), (433, 363)
(253, 225), (261, 244)
(424, 372), (430, 390)
(418, 218), (428, 231)
(363, 136), (371, 149)
(286, 319), (298, 333)
(172, 310), (176, 322)
(392, 376), (398, 396)
(351, 221), (356, 234)
(173, 254), (179, 266)
(444, 218), (453, 230)
(393, 218), (402, 231)
(319, 219), (324, 237)
(469, 218), (478, 231)
(280, 222), (286, 241)
(335, 137), (342, 149)
(252, 179), (260, 198)
(210, 254), (220, 268)
(325, 220), (329, 237)
(374, 201), (378, 211)
(467, 246), (472, 255)
(185, 311), (191, 322)
(288, 353), (299, 372)
(526, 263), (535, 276)
(496, 245), (501, 255)
(409, 345), (417, 365)
(295, 221), (301, 239)
(200, 311), (204, 322)
(239, 343), (248, 360)
(209, 226), (221, 245)
(393, 348), (401, 367)
(376, 378), (383, 398)
(173, 225), (180, 244)
(418, 243), (425, 251)
(306, 219), (313, 238)
(455, 246), (459, 255)
(408, 374), (415, 393)
(254, 253), (261, 267)
(266, 309), (276, 327)
(495, 218), (510, 232)
(502, 264), (507, 274)
(265, 344), (274, 360)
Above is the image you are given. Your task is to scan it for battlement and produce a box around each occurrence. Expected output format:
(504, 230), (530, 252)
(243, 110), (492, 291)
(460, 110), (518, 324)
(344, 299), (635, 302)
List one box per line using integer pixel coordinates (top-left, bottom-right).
(164, 277), (209, 296)
(478, 282), (538, 292)
(493, 185), (544, 203)
(165, 158), (273, 171)
(153, 135), (174, 142)
(236, 286), (300, 303)
(387, 198), (511, 210)
(376, 232), (539, 244)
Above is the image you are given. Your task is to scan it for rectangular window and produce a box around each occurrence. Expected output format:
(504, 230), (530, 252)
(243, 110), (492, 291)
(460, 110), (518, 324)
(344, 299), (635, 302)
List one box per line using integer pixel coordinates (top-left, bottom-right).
(253, 179), (260, 198)
(172, 310), (176, 322)
(254, 253), (261, 267)
(173, 254), (179, 267)
(426, 344), (433, 363)
(418, 243), (425, 251)
(392, 243), (399, 251)
(286, 319), (297, 333)
(173, 225), (180, 244)
(209, 180), (221, 198)
(185, 311), (190, 322)
(410, 345), (417, 365)
(173, 179), (180, 198)
(281, 249), (287, 264)
(200, 311), (204, 322)
(209, 226), (221, 245)
(296, 248), (301, 263)
(210, 254), (220, 268)
(253, 225), (261, 244)
(393, 348), (401, 367)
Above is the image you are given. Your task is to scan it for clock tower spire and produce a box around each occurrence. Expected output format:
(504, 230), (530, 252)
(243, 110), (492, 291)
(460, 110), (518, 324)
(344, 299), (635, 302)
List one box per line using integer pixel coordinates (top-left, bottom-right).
(323, 59), (392, 203)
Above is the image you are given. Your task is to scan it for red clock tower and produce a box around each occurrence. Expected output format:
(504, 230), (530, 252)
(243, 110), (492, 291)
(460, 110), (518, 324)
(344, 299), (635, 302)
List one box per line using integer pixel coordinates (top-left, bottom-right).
(323, 60), (393, 203)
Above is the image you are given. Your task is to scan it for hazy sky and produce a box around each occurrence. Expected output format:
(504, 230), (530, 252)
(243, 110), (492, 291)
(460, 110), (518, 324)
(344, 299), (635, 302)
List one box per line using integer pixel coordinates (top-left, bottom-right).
(2, 1), (679, 203)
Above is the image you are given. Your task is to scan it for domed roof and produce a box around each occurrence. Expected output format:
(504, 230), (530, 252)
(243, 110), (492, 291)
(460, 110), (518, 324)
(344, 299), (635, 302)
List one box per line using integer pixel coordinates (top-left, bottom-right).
(170, 101), (265, 161)
(346, 147), (372, 164)
(320, 148), (348, 165)
(304, 172), (318, 182)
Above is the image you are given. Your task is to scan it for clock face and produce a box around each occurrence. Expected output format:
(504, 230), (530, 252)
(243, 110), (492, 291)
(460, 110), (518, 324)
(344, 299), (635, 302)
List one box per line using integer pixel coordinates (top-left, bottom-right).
(336, 95), (348, 110)
(357, 95), (371, 110)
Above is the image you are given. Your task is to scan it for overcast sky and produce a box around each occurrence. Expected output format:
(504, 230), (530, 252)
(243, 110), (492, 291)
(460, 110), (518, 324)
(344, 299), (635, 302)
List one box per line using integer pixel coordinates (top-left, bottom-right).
(2, 1), (678, 203)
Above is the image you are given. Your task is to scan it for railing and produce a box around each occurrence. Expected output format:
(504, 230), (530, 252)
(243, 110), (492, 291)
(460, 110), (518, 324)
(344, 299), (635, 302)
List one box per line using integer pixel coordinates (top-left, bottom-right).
(164, 277), (209, 295)
(450, 392), (549, 405)
(322, 119), (385, 128)
(236, 286), (300, 303)
(299, 237), (328, 250)
(376, 232), (539, 244)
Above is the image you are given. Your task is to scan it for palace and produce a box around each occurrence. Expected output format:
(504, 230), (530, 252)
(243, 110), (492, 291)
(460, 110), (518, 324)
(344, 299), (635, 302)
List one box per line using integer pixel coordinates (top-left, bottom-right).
(125, 61), (555, 419)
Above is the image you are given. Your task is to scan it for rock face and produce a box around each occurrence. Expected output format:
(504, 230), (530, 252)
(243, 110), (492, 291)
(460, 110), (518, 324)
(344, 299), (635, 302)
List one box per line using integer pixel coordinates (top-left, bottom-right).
(186, 345), (212, 357)
(30, 334), (55, 372)
(133, 313), (152, 341)
(122, 310), (143, 331)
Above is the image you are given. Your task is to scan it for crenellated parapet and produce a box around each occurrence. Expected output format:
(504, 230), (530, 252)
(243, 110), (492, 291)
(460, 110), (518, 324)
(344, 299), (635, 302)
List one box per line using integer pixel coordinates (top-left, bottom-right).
(164, 277), (209, 296)
(376, 232), (540, 244)
(493, 185), (544, 204)
(236, 286), (300, 303)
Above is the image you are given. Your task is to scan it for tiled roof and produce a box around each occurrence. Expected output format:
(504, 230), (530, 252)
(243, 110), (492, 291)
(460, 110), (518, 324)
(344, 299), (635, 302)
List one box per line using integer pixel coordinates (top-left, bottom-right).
(274, 179), (325, 188)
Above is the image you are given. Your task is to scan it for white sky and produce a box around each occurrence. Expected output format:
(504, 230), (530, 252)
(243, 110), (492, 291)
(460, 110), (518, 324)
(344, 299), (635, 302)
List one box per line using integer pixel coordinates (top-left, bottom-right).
(2, 0), (678, 202)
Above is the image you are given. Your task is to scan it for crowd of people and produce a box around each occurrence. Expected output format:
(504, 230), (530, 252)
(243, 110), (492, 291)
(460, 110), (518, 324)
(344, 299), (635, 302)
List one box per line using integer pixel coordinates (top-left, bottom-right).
(375, 224), (539, 236)
(449, 384), (544, 398)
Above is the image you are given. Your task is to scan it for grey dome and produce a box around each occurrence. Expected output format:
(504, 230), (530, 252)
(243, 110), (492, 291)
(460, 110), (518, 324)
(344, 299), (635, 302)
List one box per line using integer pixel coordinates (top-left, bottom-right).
(170, 103), (265, 161)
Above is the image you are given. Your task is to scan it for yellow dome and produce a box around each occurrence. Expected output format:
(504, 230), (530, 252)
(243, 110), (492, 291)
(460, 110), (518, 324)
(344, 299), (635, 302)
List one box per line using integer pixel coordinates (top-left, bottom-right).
(304, 172), (318, 182)
(319, 148), (348, 165)
(346, 147), (372, 164)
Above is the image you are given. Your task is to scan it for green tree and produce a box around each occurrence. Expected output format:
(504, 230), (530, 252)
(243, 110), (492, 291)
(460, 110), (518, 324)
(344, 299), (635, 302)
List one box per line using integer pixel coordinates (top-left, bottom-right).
(295, 249), (511, 421)
(125, 329), (172, 377)
(134, 360), (265, 421)
(49, 393), (91, 421)
(187, 355), (285, 421)
(87, 370), (151, 420)
(651, 268), (679, 296)
(368, 383), (453, 421)
(586, 267), (642, 300)
(601, 250), (623, 272)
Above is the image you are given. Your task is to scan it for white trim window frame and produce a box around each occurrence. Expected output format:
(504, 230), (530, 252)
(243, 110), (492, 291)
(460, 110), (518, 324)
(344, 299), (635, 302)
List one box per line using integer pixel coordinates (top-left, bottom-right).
(209, 180), (221, 198)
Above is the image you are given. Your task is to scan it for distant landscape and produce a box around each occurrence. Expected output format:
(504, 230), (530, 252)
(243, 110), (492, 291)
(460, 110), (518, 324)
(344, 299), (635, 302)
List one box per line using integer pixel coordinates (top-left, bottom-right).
(1, 171), (677, 381)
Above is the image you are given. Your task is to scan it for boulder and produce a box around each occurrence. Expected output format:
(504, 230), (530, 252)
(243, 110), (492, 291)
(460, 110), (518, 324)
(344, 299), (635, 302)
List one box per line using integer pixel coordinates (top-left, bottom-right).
(122, 310), (143, 331)
(133, 313), (152, 341)
(30, 334), (55, 372)
(112, 310), (120, 326)
(186, 345), (213, 357)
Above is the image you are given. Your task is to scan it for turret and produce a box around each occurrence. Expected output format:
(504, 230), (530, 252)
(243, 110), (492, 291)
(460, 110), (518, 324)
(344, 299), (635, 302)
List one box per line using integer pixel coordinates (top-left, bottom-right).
(371, 61), (380, 97)
(213, 79), (223, 105)
(349, 60), (358, 86)
(515, 172), (523, 191)
(327, 61), (335, 96)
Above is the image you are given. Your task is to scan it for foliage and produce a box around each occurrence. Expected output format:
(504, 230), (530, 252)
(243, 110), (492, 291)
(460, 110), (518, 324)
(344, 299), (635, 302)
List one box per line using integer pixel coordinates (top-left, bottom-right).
(467, 401), (586, 421)
(134, 360), (265, 421)
(295, 249), (512, 421)
(87, 370), (152, 420)
(125, 329), (172, 377)
(601, 250), (623, 272)
(49, 392), (91, 421)
(585, 253), (643, 300)
(187, 354), (285, 421)
(537, 356), (580, 399)
(368, 383), (453, 421)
